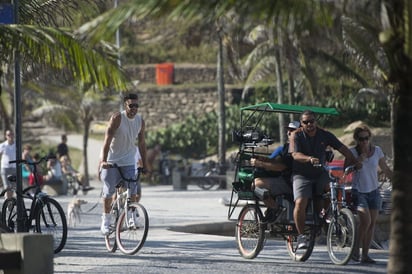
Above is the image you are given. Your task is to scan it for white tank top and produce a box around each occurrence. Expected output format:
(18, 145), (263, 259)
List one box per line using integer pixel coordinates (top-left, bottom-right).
(107, 111), (142, 166)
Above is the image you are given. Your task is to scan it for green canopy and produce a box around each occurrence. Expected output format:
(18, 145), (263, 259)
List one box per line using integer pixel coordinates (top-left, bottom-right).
(240, 102), (340, 115)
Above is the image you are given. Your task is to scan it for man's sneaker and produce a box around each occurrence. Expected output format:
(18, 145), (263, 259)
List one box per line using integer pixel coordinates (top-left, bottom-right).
(297, 234), (307, 249)
(128, 210), (138, 228)
(100, 214), (111, 235)
(262, 206), (286, 223)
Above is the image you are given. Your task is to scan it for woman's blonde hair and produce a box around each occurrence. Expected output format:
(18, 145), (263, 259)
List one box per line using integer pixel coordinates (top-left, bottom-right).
(353, 124), (372, 141)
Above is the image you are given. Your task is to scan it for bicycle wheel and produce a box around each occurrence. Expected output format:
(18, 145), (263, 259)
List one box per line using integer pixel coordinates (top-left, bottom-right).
(105, 204), (120, 252)
(197, 178), (216, 190)
(35, 197), (67, 254)
(116, 203), (149, 255)
(235, 204), (265, 259)
(285, 225), (316, 262)
(1, 197), (17, 232)
(326, 208), (357, 265)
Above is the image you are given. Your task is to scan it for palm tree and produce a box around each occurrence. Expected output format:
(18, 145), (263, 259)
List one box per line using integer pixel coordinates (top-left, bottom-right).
(0, 0), (129, 232)
(0, 0), (129, 130)
(377, 1), (412, 272)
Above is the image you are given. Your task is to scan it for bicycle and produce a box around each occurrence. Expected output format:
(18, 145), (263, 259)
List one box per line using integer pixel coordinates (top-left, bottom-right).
(230, 163), (358, 265)
(103, 164), (149, 255)
(192, 159), (223, 190)
(0, 155), (68, 254)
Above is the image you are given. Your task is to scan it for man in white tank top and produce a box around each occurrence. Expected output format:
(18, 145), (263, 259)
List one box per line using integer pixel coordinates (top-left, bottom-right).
(99, 93), (148, 235)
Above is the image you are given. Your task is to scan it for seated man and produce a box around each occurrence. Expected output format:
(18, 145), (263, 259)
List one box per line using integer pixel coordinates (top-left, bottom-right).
(249, 121), (299, 223)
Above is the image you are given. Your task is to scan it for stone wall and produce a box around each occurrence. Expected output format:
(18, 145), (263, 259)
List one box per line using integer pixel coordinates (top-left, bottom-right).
(135, 85), (241, 131)
(101, 64), (241, 131)
(125, 63), (233, 85)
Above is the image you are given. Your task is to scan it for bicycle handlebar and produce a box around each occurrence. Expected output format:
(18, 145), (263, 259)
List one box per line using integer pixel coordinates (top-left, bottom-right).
(9, 155), (56, 166)
(313, 163), (356, 180)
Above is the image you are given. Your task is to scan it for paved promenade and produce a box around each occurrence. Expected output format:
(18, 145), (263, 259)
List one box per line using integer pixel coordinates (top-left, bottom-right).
(51, 182), (389, 274)
(41, 134), (389, 273)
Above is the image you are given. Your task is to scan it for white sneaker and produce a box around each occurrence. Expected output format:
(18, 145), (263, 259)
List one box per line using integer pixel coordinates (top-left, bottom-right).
(297, 234), (307, 249)
(100, 214), (111, 235)
(128, 209), (140, 228)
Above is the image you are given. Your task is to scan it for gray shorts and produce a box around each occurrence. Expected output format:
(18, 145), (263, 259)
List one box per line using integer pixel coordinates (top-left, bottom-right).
(100, 165), (141, 198)
(254, 176), (292, 196)
(1, 167), (17, 189)
(292, 172), (329, 200)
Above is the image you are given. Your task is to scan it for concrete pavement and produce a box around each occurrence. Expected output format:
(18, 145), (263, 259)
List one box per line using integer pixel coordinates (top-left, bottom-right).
(40, 134), (389, 273)
(50, 181), (389, 274)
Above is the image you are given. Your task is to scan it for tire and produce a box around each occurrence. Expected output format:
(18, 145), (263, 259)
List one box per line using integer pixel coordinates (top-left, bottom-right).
(285, 225), (316, 262)
(35, 197), (67, 254)
(235, 204), (265, 259)
(116, 203), (149, 255)
(105, 204), (119, 253)
(326, 208), (357, 265)
(1, 198), (17, 232)
(197, 178), (215, 190)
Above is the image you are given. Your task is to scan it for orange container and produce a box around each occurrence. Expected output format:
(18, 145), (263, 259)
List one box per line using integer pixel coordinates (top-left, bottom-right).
(156, 63), (174, 85)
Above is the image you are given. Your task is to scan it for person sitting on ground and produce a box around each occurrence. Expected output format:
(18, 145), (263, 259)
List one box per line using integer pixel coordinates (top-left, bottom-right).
(249, 121), (299, 223)
(60, 155), (94, 192)
(44, 153), (67, 187)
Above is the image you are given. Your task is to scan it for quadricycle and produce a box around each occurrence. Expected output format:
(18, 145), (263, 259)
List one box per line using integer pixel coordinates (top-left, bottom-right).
(227, 102), (358, 265)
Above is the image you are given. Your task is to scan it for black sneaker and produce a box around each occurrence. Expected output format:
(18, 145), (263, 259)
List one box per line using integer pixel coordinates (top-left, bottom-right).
(262, 207), (285, 223)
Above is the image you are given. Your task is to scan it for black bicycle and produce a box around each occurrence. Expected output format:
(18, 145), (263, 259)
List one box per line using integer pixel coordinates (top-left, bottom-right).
(104, 164), (149, 255)
(0, 155), (68, 254)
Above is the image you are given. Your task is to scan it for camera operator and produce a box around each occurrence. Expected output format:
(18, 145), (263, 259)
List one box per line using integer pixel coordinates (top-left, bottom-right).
(249, 121), (298, 223)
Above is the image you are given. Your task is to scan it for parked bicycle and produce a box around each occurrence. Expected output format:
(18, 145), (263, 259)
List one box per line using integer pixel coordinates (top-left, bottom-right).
(192, 159), (223, 190)
(0, 155), (68, 254)
(104, 164), (149, 255)
(230, 163), (357, 265)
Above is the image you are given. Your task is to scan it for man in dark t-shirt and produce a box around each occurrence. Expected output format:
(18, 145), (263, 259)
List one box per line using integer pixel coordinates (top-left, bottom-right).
(289, 110), (361, 249)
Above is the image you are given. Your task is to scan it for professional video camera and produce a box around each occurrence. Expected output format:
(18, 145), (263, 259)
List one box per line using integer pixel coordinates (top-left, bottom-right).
(232, 127), (274, 147)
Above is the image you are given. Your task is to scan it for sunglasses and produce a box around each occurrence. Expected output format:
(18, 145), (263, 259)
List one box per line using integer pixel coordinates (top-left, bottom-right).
(301, 119), (315, 125)
(128, 103), (139, 109)
(358, 136), (369, 142)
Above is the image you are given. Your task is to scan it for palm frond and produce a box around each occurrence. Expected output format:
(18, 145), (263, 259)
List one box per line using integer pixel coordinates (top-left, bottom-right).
(0, 24), (128, 91)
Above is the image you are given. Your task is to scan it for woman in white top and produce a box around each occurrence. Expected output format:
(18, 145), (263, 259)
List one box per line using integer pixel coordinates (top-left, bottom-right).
(345, 125), (392, 263)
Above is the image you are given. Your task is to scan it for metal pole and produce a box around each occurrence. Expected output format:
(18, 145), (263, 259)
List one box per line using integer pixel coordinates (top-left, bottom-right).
(114, 0), (123, 111)
(12, 0), (25, 232)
